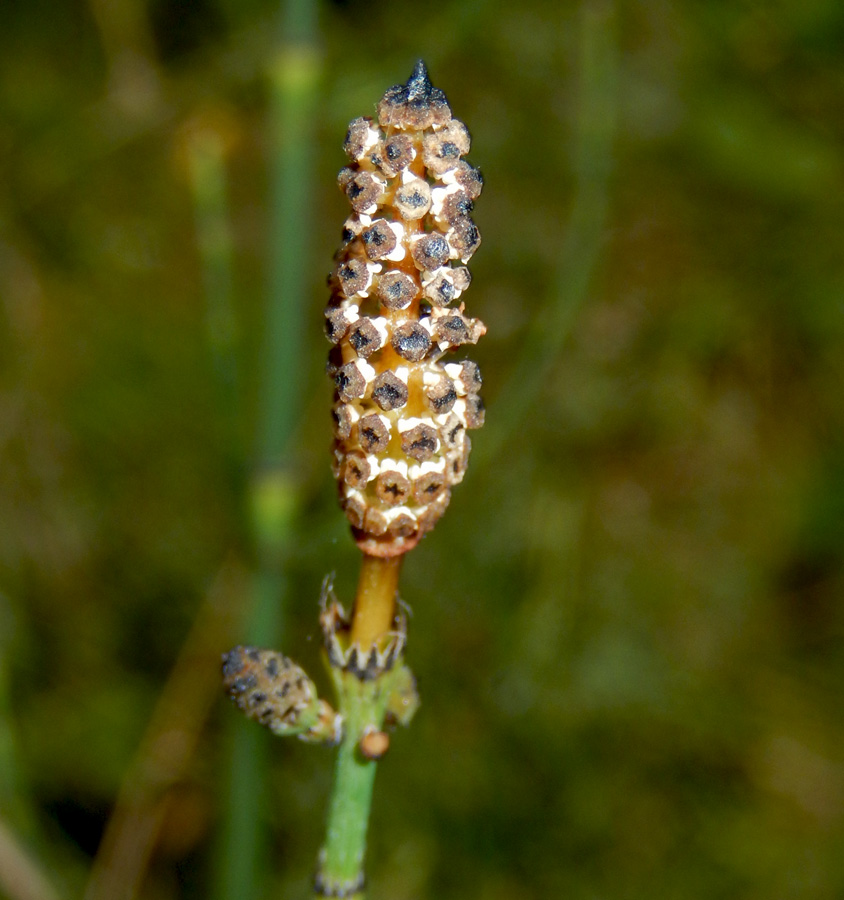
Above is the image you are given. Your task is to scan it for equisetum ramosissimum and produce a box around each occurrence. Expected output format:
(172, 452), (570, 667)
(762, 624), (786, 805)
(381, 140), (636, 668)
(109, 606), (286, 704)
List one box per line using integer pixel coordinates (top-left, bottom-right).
(224, 61), (485, 898)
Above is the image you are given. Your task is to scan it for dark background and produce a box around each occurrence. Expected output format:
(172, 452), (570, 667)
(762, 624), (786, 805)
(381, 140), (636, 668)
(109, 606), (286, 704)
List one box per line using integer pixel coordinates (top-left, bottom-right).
(2, 0), (843, 898)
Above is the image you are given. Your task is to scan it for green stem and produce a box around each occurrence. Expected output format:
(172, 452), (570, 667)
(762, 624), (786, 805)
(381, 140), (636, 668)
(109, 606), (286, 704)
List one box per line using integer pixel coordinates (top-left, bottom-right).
(215, 2), (320, 897)
(258, 36), (321, 466)
(185, 125), (239, 417)
(216, 569), (287, 900)
(318, 676), (384, 899)
(316, 554), (405, 898)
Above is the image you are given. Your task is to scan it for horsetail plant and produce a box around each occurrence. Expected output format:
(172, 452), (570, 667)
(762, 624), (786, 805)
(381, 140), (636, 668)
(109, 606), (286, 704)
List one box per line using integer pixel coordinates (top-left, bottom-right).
(223, 60), (485, 899)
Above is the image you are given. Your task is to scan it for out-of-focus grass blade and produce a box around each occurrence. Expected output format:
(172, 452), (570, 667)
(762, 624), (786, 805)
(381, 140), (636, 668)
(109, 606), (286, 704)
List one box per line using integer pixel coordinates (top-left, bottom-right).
(214, 2), (322, 900)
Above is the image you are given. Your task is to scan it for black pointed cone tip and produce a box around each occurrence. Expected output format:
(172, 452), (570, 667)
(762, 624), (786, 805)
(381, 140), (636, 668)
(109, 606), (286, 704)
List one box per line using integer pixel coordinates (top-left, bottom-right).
(378, 59), (450, 127)
(406, 60), (432, 100)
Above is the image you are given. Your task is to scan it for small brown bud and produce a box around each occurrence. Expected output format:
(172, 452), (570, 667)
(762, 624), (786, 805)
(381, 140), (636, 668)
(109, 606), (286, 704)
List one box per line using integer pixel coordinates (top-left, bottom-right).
(360, 728), (390, 760)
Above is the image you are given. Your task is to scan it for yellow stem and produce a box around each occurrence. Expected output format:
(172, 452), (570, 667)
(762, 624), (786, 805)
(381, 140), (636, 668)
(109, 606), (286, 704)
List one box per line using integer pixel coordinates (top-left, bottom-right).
(349, 554), (403, 650)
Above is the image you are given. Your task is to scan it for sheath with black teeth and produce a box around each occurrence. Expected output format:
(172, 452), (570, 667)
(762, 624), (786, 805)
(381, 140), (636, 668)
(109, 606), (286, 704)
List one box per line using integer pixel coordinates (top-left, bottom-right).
(325, 60), (485, 557)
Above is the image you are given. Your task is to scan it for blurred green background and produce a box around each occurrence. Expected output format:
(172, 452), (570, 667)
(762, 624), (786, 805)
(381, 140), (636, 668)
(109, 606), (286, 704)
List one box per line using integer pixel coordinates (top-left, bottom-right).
(2, 0), (844, 898)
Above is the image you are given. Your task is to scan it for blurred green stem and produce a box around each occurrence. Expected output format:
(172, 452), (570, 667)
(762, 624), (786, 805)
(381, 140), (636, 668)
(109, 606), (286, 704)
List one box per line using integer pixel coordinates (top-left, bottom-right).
(258, 44), (321, 462)
(214, 3), (321, 900)
(186, 125), (239, 414)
